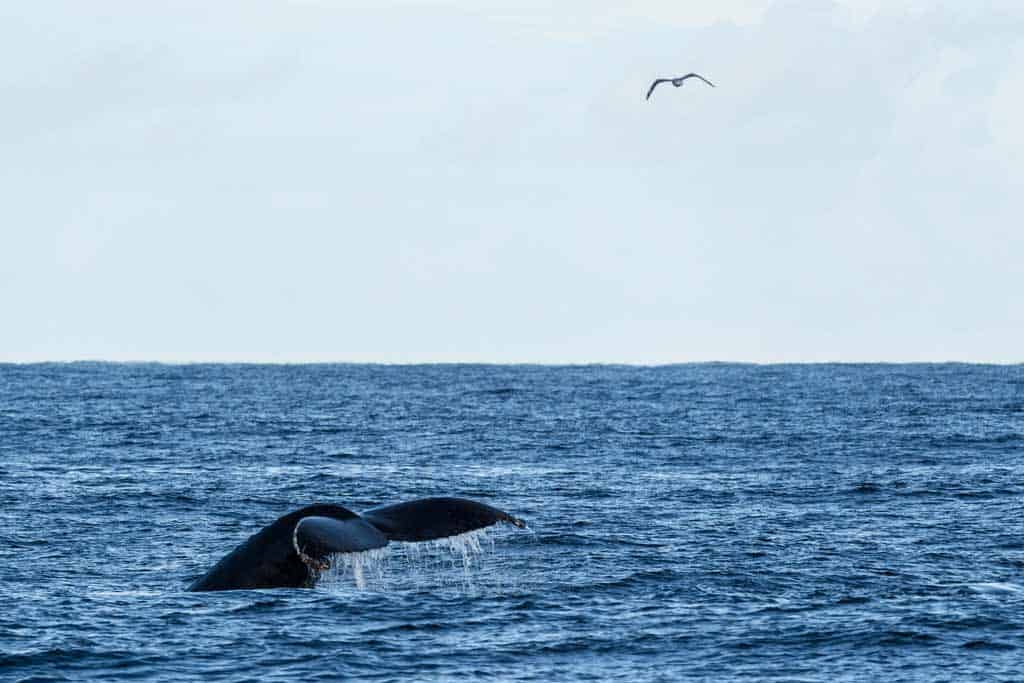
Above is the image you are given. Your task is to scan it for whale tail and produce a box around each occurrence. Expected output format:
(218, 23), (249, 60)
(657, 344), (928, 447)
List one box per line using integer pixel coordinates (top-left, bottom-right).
(188, 497), (526, 591)
(361, 496), (527, 542)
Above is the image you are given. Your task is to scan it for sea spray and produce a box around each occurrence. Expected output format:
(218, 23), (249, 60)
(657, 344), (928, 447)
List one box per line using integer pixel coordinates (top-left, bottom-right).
(316, 527), (503, 593)
(319, 547), (391, 589)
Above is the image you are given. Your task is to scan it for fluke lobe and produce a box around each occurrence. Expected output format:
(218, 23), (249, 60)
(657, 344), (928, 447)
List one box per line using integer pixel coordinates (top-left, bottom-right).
(188, 497), (527, 591)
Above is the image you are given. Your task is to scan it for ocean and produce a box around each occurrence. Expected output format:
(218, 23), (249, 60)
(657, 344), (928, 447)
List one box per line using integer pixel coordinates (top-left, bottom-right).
(1, 363), (1022, 681)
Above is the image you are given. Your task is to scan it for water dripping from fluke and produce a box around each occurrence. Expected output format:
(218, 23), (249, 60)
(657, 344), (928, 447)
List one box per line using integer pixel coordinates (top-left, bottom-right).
(316, 527), (503, 594)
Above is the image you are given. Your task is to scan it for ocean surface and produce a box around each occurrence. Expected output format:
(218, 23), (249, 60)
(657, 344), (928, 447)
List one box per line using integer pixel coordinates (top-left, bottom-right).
(1, 363), (1023, 681)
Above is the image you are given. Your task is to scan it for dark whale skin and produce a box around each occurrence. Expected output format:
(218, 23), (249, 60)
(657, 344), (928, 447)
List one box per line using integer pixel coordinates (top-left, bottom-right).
(188, 504), (379, 591)
(188, 498), (525, 592)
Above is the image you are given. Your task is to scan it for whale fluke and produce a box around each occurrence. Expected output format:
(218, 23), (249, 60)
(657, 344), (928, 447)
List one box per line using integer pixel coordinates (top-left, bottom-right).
(361, 496), (527, 542)
(187, 503), (372, 591)
(293, 515), (388, 570)
(188, 497), (526, 592)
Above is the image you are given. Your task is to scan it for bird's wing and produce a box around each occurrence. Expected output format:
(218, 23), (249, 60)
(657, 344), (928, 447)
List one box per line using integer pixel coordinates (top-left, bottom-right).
(682, 73), (715, 87)
(646, 79), (669, 100)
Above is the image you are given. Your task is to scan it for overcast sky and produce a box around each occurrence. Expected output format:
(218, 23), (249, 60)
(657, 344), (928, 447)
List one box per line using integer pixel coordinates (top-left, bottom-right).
(2, 1), (1021, 363)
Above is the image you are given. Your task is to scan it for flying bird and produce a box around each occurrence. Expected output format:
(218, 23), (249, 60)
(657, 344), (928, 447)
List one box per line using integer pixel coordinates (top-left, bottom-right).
(646, 73), (715, 100)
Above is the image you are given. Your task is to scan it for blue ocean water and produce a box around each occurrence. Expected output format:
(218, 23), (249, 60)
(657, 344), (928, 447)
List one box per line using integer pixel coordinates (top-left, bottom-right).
(1, 363), (1023, 681)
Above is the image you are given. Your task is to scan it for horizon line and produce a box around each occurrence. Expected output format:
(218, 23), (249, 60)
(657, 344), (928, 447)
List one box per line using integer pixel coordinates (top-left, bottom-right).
(1, 358), (1021, 367)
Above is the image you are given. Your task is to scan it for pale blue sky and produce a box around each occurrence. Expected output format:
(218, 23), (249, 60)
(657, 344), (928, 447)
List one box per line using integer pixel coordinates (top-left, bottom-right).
(2, 1), (1021, 362)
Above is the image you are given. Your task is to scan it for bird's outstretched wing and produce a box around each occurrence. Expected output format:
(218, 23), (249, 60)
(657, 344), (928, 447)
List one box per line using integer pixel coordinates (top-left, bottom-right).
(682, 72), (715, 87)
(646, 78), (669, 100)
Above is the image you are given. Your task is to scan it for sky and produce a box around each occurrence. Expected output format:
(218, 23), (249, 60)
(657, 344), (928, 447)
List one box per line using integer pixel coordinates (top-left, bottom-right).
(2, 0), (1022, 363)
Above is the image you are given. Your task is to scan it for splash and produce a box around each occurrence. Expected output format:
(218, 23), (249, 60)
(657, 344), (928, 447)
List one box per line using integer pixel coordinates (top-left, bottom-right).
(316, 527), (502, 593)
(323, 547), (391, 589)
(435, 527), (494, 573)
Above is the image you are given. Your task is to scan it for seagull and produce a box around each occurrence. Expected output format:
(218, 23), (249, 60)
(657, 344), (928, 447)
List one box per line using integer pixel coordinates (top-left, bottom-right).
(646, 73), (715, 100)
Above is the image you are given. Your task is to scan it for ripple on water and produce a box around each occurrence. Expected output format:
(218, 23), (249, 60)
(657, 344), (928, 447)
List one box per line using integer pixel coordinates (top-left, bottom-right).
(5, 363), (1024, 681)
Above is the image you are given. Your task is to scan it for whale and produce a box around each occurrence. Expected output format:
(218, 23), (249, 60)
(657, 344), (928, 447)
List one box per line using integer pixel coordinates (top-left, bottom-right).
(188, 497), (527, 591)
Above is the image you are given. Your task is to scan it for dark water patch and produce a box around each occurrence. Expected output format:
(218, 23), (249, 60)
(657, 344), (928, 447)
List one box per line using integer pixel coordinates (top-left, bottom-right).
(874, 630), (941, 646)
(962, 639), (1016, 651)
(472, 387), (516, 398)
